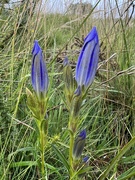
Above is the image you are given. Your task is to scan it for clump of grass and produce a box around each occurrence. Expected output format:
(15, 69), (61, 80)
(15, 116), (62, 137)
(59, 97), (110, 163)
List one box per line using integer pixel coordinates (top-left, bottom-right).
(0, 0), (135, 179)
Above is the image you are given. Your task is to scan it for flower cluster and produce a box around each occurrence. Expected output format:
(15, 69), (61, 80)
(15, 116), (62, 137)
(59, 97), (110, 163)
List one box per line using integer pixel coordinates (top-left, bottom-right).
(26, 26), (99, 179)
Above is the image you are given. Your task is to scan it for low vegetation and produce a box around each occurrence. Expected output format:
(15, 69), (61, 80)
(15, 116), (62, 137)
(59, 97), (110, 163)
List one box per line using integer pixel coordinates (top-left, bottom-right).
(0, 0), (135, 179)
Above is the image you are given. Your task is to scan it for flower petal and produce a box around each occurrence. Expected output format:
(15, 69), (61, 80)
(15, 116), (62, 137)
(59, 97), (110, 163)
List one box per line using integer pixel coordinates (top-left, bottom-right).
(32, 40), (41, 56)
(31, 41), (49, 98)
(75, 27), (99, 88)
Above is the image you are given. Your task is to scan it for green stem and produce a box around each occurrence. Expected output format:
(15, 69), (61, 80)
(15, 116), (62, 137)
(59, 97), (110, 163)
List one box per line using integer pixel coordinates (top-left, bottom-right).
(40, 129), (45, 180)
(99, 136), (135, 180)
(69, 132), (74, 179)
(37, 119), (47, 180)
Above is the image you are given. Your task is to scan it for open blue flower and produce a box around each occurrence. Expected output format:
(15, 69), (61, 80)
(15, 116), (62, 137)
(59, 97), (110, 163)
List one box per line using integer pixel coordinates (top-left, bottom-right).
(73, 130), (86, 159)
(31, 40), (49, 98)
(75, 27), (99, 88)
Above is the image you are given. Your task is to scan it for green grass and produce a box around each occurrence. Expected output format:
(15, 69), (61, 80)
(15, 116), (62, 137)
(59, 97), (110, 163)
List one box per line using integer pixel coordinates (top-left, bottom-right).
(0, 0), (135, 179)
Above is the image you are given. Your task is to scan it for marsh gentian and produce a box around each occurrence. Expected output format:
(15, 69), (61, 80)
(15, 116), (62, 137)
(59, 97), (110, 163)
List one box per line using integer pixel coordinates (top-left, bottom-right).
(31, 40), (48, 98)
(75, 27), (99, 88)
(73, 130), (86, 159)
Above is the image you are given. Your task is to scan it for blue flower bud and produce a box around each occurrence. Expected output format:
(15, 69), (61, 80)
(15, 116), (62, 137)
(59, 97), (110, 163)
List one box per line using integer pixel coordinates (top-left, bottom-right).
(73, 130), (86, 159)
(78, 130), (86, 139)
(75, 27), (99, 88)
(83, 156), (89, 163)
(31, 40), (49, 98)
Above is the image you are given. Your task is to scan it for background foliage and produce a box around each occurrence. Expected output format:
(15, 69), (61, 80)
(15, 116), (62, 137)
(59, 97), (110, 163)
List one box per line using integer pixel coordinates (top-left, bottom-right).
(0, 0), (135, 179)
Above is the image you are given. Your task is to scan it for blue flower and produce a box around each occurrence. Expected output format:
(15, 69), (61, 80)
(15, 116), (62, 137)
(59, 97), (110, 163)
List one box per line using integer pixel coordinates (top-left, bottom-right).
(73, 130), (86, 159)
(75, 27), (99, 88)
(31, 40), (49, 98)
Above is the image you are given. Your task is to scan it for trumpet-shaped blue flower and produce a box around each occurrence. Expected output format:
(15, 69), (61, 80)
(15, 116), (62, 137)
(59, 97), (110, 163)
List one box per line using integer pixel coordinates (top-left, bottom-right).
(73, 130), (86, 159)
(31, 40), (49, 98)
(75, 27), (99, 88)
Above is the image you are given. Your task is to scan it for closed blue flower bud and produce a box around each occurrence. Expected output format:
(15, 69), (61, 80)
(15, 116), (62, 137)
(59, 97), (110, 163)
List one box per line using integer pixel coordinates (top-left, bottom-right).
(78, 129), (86, 139)
(83, 156), (89, 163)
(73, 130), (86, 159)
(75, 27), (99, 88)
(31, 40), (49, 98)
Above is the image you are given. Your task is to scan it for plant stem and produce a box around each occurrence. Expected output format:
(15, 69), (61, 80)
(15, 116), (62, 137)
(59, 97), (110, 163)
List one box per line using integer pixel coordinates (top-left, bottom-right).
(37, 119), (47, 180)
(40, 129), (45, 180)
(69, 132), (74, 178)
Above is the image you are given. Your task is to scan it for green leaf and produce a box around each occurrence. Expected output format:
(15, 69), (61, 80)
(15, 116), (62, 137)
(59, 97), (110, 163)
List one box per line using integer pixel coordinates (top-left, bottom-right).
(52, 144), (70, 172)
(8, 147), (36, 161)
(117, 166), (135, 180)
(77, 166), (92, 175)
(120, 154), (135, 164)
(41, 119), (48, 135)
(99, 136), (135, 180)
(46, 163), (62, 178)
(10, 161), (38, 167)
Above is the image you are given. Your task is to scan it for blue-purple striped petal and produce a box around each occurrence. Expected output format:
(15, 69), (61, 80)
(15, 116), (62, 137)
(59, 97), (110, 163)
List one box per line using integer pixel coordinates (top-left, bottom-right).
(75, 27), (99, 88)
(31, 40), (48, 97)
(32, 40), (41, 56)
